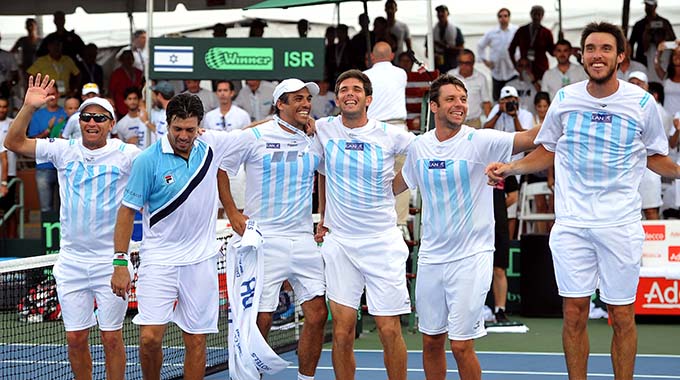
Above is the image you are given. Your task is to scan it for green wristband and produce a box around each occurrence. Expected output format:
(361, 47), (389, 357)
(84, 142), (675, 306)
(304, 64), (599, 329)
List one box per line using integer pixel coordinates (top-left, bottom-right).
(113, 259), (128, 266)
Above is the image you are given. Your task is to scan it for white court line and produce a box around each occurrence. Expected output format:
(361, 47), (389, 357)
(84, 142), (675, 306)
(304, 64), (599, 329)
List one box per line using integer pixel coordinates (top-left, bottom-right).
(288, 365), (680, 379)
(2, 359), (184, 367)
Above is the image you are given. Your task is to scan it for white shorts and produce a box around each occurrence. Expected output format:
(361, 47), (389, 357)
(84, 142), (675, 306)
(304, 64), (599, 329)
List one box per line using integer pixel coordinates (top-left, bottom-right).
(322, 227), (411, 316)
(549, 222), (644, 305)
(53, 258), (130, 332)
(639, 169), (662, 209)
(416, 253), (492, 341)
(133, 257), (219, 334)
(228, 233), (325, 312)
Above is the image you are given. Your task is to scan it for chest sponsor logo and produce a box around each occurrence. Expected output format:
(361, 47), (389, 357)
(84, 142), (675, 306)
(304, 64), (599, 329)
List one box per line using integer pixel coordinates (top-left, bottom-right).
(428, 160), (446, 169)
(266, 143), (280, 149)
(591, 113), (613, 123)
(164, 174), (175, 185)
(345, 142), (364, 151)
(643, 224), (665, 241)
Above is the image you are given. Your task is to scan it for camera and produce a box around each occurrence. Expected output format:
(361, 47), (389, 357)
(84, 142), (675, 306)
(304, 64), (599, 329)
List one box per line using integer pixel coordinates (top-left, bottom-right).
(505, 101), (518, 112)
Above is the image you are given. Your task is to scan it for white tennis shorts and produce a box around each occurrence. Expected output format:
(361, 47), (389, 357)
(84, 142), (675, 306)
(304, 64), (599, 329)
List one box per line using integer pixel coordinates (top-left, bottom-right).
(322, 227), (411, 316)
(416, 252), (492, 341)
(53, 258), (130, 332)
(228, 233), (325, 312)
(133, 257), (219, 334)
(549, 222), (644, 305)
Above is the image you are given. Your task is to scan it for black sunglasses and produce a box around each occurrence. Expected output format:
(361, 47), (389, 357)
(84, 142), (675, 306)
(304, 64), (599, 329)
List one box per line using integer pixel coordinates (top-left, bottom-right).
(80, 112), (112, 123)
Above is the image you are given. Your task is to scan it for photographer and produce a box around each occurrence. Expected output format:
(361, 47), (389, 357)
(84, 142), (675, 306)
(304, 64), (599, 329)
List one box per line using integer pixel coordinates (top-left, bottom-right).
(484, 86), (534, 163)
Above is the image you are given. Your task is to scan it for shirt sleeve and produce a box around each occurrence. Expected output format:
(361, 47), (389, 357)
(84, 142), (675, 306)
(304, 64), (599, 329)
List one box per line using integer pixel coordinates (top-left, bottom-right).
(475, 129), (514, 164)
(641, 96), (670, 156)
(400, 138), (419, 190)
(122, 151), (154, 210)
(390, 125), (416, 155)
(534, 93), (564, 152)
(216, 128), (258, 176)
(480, 75), (491, 103)
(35, 138), (67, 167)
(476, 31), (490, 61)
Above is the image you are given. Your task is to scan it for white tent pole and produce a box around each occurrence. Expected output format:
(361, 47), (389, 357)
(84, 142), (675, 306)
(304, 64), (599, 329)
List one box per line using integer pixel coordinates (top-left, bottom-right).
(145, 0), (153, 148)
(426, 0), (434, 71)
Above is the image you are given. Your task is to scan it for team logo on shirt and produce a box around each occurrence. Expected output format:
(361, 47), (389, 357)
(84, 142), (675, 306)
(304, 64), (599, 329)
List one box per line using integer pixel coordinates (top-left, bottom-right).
(266, 143), (280, 149)
(48, 138), (55, 143)
(428, 160), (446, 169)
(164, 173), (175, 184)
(345, 142), (364, 151)
(591, 113), (613, 123)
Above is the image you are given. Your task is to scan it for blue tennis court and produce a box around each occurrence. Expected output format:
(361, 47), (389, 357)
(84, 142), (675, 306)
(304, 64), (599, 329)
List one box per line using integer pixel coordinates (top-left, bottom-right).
(209, 349), (680, 380)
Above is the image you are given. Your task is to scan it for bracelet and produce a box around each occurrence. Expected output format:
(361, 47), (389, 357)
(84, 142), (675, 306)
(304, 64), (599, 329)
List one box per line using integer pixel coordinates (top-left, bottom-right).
(114, 251), (129, 260)
(0, 181), (7, 186)
(113, 259), (128, 266)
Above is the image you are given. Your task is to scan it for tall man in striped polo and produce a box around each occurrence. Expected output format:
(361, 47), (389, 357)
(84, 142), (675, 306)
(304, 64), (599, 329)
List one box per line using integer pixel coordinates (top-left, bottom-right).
(111, 93), (253, 380)
(487, 22), (680, 379)
(393, 74), (538, 380)
(4, 74), (141, 380)
(315, 69), (414, 380)
(218, 78), (328, 380)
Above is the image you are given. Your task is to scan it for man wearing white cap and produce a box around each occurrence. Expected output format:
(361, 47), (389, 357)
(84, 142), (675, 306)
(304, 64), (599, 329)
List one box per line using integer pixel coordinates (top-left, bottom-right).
(484, 85), (533, 162)
(629, 71), (664, 220)
(3, 74), (141, 380)
(219, 78), (328, 380)
(62, 82), (102, 139)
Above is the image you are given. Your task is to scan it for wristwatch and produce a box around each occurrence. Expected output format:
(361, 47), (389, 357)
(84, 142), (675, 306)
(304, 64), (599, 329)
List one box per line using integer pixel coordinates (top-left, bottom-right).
(1, 181), (7, 186)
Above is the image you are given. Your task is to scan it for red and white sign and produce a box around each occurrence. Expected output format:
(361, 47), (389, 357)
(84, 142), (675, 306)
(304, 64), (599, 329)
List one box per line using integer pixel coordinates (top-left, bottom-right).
(669, 246), (680, 263)
(635, 277), (680, 316)
(643, 224), (666, 241)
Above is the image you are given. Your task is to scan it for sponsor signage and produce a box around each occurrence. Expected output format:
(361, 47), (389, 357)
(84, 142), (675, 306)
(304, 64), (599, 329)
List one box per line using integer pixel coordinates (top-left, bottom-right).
(635, 277), (680, 315)
(150, 38), (324, 80)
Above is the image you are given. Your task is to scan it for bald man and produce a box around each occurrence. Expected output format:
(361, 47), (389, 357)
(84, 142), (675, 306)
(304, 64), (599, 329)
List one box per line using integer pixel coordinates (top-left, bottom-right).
(363, 41), (412, 240)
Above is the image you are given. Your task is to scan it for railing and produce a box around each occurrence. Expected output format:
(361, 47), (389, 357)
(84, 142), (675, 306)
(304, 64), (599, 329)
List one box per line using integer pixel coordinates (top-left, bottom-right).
(0, 177), (24, 238)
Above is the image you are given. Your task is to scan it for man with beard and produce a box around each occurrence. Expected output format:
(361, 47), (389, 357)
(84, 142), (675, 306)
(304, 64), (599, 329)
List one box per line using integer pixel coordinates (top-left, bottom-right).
(487, 22), (680, 380)
(541, 39), (588, 100)
(219, 79), (328, 380)
(392, 75), (537, 380)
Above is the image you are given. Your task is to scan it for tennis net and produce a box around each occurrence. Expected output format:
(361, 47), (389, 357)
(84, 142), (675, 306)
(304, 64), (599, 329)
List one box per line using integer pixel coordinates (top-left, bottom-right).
(0, 230), (310, 379)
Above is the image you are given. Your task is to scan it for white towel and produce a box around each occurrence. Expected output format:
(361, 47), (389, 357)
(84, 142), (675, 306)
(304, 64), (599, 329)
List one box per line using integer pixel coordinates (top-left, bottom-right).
(227, 220), (289, 380)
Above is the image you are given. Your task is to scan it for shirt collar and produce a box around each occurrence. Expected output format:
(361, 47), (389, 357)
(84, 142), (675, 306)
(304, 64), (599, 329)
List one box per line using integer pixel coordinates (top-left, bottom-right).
(161, 134), (200, 155)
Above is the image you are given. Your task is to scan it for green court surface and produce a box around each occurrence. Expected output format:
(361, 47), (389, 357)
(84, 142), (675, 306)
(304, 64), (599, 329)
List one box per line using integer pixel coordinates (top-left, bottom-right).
(351, 315), (680, 355)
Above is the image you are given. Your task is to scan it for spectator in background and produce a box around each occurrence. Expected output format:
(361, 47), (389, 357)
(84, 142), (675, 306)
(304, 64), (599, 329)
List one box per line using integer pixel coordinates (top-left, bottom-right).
(335, 25), (353, 75)
(629, 0), (676, 83)
(617, 40), (648, 79)
(349, 14), (375, 71)
(447, 49), (491, 129)
(76, 43), (104, 94)
(506, 57), (539, 115)
(202, 81), (250, 131)
(0, 97), (18, 238)
(28, 39), (80, 98)
(324, 26), (337, 85)
(0, 34), (19, 101)
(143, 81), (174, 144)
(373, 17), (398, 55)
(484, 86), (533, 144)
(628, 71), (663, 220)
(234, 80), (276, 122)
(36, 11), (85, 63)
(478, 8), (519, 101)
(249, 19), (267, 37)
(541, 40), (588, 100)
(129, 30), (148, 72)
(11, 18), (41, 79)
(109, 50), (144, 118)
(114, 87), (146, 148)
(27, 83), (67, 213)
(310, 78), (337, 120)
(183, 80), (218, 114)
(397, 52), (414, 72)
(431, 5), (464, 73)
(53, 96), (79, 138)
(61, 83), (100, 140)
(508, 5), (554, 82)
(298, 19), (310, 38)
(213, 23), (227, 38)
(491, 174), (519, 323)
(364, 42), (411, 240)
(660, 47), (680, 115)
(385, 0), (412, 63)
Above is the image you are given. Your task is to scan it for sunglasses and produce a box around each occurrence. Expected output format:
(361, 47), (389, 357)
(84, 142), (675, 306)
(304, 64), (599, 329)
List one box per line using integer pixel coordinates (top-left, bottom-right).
(80, 112), (112, 123)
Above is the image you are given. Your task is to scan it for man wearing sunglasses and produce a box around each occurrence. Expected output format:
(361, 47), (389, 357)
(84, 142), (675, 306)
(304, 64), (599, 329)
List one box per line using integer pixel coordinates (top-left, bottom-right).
(3, 73), (141, 380)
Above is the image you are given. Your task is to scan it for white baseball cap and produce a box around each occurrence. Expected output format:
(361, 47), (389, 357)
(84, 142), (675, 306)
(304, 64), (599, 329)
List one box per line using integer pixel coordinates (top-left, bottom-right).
(500, 86), (519, 99)
(78, 97), (115, 119)
(81, 83), (100, 96)
(628, 71), (648, 84)
(272, 79), (319, 104)
(643, 0), (657, 6)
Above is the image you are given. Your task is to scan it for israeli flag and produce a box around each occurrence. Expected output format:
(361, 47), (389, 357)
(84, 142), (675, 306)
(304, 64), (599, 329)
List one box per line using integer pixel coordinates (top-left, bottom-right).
(154, 45), (194, 72)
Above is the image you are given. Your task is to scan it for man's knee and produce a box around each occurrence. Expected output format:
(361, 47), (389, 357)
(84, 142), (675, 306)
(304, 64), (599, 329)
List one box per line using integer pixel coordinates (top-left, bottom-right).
(100, 330), (123, 351)
(450, 339), (474, 357)
(140, 329), (164, 352)
(183, 333), (207, 353)
(66, 330), (89, 351)
(608, 304), (636, 333)
(422, 334), (446, 353)
(375, 316), (402, 342)
(562, 298), (590, 330)
(302, 297), (328, 326)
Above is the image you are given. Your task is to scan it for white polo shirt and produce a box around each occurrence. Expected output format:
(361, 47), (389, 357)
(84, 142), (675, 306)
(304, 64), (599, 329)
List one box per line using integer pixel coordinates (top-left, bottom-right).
(234, 81), (276, 122)
(477, 24), (518, 81)
(202, 105), (251, 131)
(541, 63), (588, 101)
(536, 80), (668, 227)
(315, 116), (415, 237)
(447, 68), (491, 120)
(402, 126), (513, 264)
(123, 130), (255, 265)
(35, 138), (141, 263)
(0, 118), (17, 177)
(115, 114), (146, 148)
(364, 61), (407, 121)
